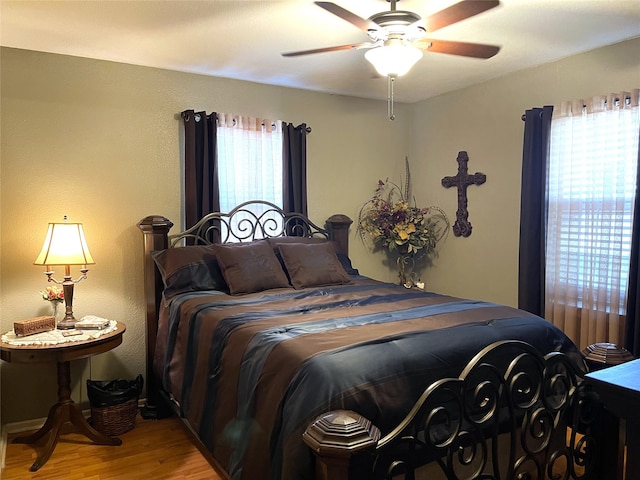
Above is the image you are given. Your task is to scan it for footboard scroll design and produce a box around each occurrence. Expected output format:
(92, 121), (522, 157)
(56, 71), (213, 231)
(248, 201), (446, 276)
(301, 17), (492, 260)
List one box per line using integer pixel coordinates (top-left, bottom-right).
(304, 340), (602, 480)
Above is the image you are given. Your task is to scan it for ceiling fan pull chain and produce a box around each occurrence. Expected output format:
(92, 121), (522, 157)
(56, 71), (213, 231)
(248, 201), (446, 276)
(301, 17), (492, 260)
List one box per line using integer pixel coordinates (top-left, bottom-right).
(388, 75), (396, 121)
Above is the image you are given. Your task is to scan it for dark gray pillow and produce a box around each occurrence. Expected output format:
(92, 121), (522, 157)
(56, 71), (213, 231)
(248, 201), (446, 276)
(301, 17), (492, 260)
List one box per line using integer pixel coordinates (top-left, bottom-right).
(152, 245), (226, 298)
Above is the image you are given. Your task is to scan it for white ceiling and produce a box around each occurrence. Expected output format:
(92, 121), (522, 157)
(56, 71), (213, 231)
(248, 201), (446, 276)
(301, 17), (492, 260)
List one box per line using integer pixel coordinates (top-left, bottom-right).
(2, 0), (639, 103)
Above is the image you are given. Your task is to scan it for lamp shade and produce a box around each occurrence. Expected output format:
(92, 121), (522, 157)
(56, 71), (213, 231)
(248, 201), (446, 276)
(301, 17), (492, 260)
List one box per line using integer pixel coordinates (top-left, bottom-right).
(365, 43), (423, 77)
(34, 222), (95, 266)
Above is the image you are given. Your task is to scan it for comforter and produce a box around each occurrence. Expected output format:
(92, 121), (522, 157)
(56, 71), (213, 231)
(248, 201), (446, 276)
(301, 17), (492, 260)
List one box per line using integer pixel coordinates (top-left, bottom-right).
(155, 276), (579, 480)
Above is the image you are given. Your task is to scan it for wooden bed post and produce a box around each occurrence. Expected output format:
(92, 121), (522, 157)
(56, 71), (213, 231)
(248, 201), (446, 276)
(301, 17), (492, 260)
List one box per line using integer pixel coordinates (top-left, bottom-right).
(303, 410), (380, 480)
(326, 214), (352, 257)
(137, 215), (173, 419)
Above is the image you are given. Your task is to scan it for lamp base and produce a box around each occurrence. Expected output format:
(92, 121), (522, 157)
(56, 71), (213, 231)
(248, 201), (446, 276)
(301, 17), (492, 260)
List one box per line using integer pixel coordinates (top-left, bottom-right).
(56, 317), (76, 330)
(58, 283), (76, 329)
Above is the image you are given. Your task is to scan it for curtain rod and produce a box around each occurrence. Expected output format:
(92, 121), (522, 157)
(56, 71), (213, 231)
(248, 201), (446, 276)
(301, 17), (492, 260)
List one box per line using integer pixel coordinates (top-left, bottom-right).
(521, 94), (634, 121)
(521, 108), (548, 122)
(179, 111), (311, 133)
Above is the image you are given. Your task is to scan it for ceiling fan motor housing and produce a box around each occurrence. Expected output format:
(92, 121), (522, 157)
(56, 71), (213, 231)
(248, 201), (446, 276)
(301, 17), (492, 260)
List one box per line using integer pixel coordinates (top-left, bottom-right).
(367, 11), (426, 42)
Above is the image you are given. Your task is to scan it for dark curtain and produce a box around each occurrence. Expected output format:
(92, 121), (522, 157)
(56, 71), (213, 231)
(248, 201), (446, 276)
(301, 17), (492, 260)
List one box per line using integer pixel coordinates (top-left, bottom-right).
(518, 106), (554, 316)
(282, 123), (308, 216)
(625, 143), (640, 356)
(182, 109), (219, 230)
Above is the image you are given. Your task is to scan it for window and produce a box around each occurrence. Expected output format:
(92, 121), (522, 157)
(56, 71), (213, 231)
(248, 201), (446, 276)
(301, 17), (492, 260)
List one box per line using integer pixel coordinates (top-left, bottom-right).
(216, 114), (284, 238)
(217, 114), (283, 211)
(546, 95), (640, 323)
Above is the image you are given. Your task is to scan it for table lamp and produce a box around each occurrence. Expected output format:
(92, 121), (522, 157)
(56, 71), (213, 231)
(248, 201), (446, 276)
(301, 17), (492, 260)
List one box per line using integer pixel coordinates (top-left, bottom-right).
(34, 216), (95, 329)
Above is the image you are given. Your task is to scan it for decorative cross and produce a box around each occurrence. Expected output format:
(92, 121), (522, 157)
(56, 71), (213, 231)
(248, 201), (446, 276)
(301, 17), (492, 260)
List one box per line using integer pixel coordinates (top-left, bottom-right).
(441, 151), (486, 237)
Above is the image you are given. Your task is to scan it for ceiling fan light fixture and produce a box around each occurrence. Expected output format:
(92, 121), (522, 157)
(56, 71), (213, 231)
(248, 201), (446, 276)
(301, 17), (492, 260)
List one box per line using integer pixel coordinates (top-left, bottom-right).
(364, 42), (423, 77)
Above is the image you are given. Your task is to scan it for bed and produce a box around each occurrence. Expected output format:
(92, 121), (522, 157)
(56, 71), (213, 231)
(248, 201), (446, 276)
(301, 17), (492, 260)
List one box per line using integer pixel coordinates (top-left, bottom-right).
(137, 201), (601, 480)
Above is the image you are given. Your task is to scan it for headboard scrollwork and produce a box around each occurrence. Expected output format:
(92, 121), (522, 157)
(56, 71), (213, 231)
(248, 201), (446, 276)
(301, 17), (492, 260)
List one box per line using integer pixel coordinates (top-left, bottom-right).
(170, 200), (330, 246)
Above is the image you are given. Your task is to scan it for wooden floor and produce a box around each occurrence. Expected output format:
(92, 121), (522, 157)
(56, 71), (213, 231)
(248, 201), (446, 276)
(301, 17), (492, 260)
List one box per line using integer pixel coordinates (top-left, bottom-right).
(2, 415), (225, 480)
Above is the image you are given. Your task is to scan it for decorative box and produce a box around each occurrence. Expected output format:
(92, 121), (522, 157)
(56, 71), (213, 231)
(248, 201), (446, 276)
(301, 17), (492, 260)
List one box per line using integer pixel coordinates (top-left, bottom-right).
(14, 316), (56, 336)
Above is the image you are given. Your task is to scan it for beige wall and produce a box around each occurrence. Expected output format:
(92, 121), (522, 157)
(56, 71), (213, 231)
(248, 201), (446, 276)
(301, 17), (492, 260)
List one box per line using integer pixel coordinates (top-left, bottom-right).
(1, 38), (638, 424)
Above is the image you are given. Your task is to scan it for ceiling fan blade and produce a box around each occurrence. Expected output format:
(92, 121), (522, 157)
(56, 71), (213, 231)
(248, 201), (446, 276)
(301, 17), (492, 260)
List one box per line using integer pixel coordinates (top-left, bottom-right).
(282, 43), (371, 57)
(425, 0), (500, 32)
(419, 39), (500, 59)
(314, 1), (371, 32)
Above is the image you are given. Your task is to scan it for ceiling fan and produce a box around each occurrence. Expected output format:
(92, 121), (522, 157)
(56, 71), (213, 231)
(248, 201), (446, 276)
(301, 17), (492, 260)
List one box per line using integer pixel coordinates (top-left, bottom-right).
(282, 0), (501, 77)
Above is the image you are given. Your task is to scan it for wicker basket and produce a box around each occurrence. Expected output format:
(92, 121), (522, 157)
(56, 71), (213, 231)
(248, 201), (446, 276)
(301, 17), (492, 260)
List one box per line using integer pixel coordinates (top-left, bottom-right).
(90, 397), (138, 436)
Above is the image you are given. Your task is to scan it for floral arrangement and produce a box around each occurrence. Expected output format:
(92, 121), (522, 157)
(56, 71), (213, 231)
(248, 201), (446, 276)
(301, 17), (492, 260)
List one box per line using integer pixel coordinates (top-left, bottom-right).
(358, 159), (449, 258)
(41, 285), (64, 303)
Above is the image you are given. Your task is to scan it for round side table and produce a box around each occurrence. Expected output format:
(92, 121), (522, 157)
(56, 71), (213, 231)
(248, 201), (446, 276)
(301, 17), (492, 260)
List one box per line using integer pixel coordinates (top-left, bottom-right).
(0, 321), (126, 471)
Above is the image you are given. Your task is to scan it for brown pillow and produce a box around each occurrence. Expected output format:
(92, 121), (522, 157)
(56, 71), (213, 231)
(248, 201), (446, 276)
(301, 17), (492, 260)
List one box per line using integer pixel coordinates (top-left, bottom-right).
(277, 242), (353, 289)
(151, 245), (226, 298)
(267, 237), (359, 275)
(214, 240), (291, 294)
